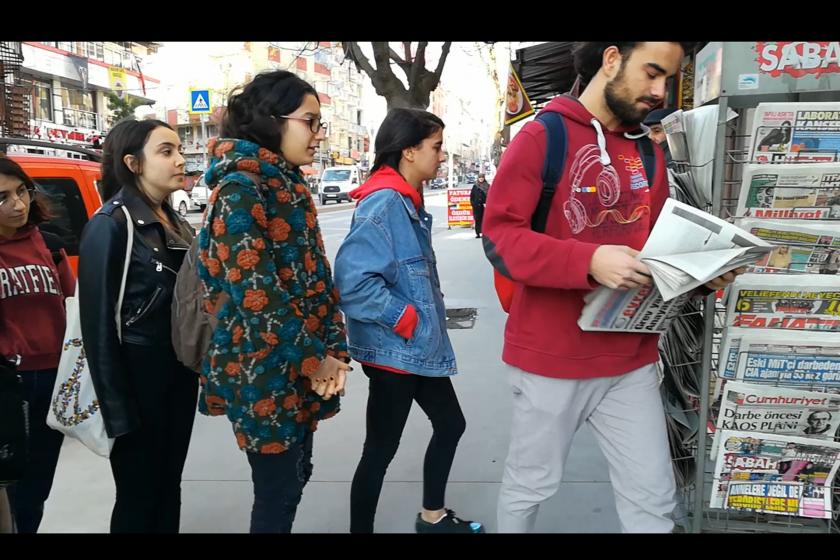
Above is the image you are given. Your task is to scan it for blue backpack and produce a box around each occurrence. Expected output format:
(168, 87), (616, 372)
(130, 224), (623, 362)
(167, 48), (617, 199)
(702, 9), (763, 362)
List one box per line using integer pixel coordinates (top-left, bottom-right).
(493, 110), (658, 312)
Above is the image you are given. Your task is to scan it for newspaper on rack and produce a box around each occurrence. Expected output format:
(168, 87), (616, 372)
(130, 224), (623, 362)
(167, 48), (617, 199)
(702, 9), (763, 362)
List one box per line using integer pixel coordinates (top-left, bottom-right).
(711, 381), (840, 457)
(725, 274), (840, 332)
(662, 105), (738, 208)
(718, 327), (840, 387)
(711, 430), (840, 519)
(736, 218), (840, 275)
(579, 200), (772, 332)
(749, 102), (840, 164)
(735, 163), (840, 221)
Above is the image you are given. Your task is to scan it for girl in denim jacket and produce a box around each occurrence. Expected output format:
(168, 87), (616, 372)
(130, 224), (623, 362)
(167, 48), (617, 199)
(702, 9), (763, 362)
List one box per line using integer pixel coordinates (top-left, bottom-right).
(335, 108), (484, 534)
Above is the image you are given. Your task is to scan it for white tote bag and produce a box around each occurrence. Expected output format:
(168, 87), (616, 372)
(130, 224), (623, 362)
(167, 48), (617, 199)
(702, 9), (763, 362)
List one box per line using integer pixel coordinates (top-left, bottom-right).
(47, 205), (134, 457)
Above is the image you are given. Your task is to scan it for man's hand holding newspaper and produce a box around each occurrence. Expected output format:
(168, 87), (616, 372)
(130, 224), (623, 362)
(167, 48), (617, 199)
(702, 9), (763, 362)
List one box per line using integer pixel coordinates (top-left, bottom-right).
(579, 199), (772, 333)
(589, 245), (653, 290)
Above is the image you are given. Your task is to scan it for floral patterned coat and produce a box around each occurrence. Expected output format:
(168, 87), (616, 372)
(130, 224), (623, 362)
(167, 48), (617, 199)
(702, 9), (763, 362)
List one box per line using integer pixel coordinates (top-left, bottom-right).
(196, 138), (348, 454)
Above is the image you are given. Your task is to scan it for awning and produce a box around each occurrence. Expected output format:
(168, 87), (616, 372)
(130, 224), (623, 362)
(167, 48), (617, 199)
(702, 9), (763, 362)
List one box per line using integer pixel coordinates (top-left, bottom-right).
(512, 42), (577, 109)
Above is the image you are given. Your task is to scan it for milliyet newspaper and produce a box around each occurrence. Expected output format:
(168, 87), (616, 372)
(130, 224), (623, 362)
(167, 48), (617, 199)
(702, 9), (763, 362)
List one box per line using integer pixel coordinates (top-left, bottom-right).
(736, 163), (840, 221)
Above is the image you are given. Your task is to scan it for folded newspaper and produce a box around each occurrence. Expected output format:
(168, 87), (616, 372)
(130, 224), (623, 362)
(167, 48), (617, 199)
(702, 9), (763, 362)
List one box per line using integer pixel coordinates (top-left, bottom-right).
(736, 218), (840, 275)
(711, 381), (840, 457)
(579, 199), (773, 332)
(725, 274), (840, 332)
(711, 430), (840, 519)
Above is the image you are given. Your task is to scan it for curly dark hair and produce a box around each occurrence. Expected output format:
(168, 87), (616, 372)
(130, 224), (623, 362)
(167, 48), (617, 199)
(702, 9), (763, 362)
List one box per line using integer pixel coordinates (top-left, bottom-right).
(0, 155), (52, 226)
(222, 70), (319, 153)
(572, 42), (696, 84)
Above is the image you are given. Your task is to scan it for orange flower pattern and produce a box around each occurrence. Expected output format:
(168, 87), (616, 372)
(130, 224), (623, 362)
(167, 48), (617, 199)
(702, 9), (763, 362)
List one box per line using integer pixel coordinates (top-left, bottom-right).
(196, 138), (348, 455)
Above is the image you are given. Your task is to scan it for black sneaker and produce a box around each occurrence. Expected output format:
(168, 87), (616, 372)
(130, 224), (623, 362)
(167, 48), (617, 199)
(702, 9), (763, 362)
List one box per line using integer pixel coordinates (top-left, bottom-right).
(415, 509), (485, 533)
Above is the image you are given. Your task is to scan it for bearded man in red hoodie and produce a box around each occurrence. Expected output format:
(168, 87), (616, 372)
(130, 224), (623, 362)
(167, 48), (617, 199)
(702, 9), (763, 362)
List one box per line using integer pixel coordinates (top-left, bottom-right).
(484, 42), (739, 533)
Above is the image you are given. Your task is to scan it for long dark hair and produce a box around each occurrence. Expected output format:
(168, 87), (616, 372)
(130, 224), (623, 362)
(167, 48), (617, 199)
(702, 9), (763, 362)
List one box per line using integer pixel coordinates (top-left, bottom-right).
(100, 119), (175, 204)
(222, 70), (319, 152)
(0, 155), (52, 225)
(371, 108), (445, 175)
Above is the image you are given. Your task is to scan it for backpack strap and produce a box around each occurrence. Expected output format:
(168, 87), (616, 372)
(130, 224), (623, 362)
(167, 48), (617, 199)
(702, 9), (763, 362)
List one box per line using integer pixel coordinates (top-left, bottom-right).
(635, 135), (657, 189)
(39, 229), (65, 265)
(531, 111), (568, 233)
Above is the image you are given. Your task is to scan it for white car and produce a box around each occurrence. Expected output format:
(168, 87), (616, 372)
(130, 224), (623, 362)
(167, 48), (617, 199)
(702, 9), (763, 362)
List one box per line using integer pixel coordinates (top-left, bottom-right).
(169, 188), (191, 217)
(191, 177), (209, 211)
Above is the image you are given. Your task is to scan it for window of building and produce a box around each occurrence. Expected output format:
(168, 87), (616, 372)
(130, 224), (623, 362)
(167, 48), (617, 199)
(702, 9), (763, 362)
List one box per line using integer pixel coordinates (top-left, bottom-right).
(357, 110), (362, 125)
(61, 88), (95, 113)
(32, 81), (53, 122)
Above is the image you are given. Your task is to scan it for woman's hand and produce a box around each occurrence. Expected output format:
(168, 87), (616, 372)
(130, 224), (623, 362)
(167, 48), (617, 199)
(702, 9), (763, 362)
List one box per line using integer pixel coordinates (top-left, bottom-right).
(310, 355), (352, 400)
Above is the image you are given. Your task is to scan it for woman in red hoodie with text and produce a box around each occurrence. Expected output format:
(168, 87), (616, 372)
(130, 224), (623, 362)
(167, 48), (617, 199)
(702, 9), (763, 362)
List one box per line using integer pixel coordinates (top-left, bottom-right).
(0, 157), (75, 533)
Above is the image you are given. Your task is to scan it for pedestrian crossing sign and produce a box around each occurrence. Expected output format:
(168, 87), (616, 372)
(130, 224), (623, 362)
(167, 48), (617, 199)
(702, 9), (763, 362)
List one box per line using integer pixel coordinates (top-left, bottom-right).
(190, 89), (211, 114)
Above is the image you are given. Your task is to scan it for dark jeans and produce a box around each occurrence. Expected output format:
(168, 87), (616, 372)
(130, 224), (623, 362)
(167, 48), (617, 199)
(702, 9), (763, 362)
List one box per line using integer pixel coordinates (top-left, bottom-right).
(474, 205), (485, 236)
(350, 365), (466, 533)
(108, 343), (198, 533)
(247, 431), (314, 533)
(7, 368), (64, 533)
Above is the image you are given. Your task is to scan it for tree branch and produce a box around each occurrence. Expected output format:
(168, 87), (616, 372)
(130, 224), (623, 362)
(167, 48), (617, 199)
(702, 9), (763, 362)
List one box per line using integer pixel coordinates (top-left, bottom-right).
(342, 42), (376, 78)
(409, 41), (428, 90)
(433, 41), (452, 80)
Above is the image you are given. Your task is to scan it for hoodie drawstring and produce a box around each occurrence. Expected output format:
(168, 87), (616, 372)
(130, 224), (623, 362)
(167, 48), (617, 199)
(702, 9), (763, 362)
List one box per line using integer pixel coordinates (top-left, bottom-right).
(590, 118), (611, 167)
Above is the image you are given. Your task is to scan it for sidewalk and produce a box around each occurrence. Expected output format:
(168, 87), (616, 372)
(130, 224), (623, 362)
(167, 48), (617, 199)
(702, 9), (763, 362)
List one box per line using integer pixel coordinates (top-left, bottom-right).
(38, 192), (621, 533)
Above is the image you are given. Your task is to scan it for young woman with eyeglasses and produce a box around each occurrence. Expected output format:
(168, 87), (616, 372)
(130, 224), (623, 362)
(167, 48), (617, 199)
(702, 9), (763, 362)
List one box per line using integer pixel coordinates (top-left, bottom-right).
(196, 70), (350, 533)
(0, 157), (75, 533)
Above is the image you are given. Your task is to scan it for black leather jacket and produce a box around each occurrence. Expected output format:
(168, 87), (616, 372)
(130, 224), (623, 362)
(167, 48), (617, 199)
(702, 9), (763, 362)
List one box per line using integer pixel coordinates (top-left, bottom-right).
(78, 187), (194, 438)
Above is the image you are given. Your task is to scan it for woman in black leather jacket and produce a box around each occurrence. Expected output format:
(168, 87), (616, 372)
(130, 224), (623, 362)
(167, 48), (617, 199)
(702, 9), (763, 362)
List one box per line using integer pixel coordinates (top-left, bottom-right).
(78, 119), (196, 533)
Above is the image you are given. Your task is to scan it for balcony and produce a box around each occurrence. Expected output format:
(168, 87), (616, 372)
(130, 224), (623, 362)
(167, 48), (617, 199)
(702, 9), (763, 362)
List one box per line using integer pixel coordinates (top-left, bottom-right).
(62, 107), (102, 130)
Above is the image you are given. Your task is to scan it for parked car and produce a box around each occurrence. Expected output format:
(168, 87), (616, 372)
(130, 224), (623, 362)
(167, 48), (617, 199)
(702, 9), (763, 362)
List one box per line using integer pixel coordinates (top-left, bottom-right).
(191, 176), (209, 211)
(1, 138), (103, 276)
(318, 165), (361, 205)
(169, 188), (191, 217)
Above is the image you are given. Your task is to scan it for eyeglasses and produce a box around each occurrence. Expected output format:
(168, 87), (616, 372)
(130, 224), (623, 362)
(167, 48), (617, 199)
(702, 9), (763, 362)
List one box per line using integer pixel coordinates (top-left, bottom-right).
(275, 115), (328, 134)
(0, 183), (34, 212)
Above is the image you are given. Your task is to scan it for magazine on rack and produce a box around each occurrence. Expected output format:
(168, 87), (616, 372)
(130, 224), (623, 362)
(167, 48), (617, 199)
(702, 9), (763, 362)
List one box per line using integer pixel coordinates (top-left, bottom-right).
(579, 200), (772, 332)
(749, 102), (840, 164)
(711, 381), (840, 457)
(736, 218), (840, 275)
(735, 163), (840, 220)
(711, 430), (840, 519)
(725, 274), (840, 332)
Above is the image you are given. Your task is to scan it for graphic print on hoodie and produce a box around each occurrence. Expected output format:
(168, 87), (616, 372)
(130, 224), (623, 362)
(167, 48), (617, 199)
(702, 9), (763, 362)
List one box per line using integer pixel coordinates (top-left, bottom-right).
(482, 95), (670, 380)
(0, 225), (75, 370)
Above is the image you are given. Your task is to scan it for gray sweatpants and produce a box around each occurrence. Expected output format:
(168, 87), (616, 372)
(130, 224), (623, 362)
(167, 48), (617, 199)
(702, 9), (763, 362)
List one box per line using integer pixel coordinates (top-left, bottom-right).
(497, 363), (677, 533)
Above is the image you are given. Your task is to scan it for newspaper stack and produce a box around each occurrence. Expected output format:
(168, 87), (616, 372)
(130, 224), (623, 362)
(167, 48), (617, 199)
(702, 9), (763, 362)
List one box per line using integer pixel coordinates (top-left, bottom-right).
(579, 199), (772, 332)
(712, 381), (840, 457)
(736, 218), (840, 276)
(749, 102), (840, 164)
(711, 430), (840, 519)
(661, 105), (738, 208)
(725, 274), (840, 332)
(736, 163), (840, 221)
(718, 328), (840, 389)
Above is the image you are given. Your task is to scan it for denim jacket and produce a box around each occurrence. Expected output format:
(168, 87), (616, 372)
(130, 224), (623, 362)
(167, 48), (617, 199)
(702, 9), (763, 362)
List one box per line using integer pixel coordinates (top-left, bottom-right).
(334, 188), (457, 377)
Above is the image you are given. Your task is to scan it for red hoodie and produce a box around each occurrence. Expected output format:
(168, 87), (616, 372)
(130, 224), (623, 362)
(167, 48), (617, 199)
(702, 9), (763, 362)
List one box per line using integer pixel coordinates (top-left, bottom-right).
(348, 166), (421, 374)
(483, 96), (669, 380)
(0, 225), (75, 371)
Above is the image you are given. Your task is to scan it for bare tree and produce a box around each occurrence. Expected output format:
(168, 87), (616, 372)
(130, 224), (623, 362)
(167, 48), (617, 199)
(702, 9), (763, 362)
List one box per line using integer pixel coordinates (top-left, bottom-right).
(341, 42), (452, 110)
